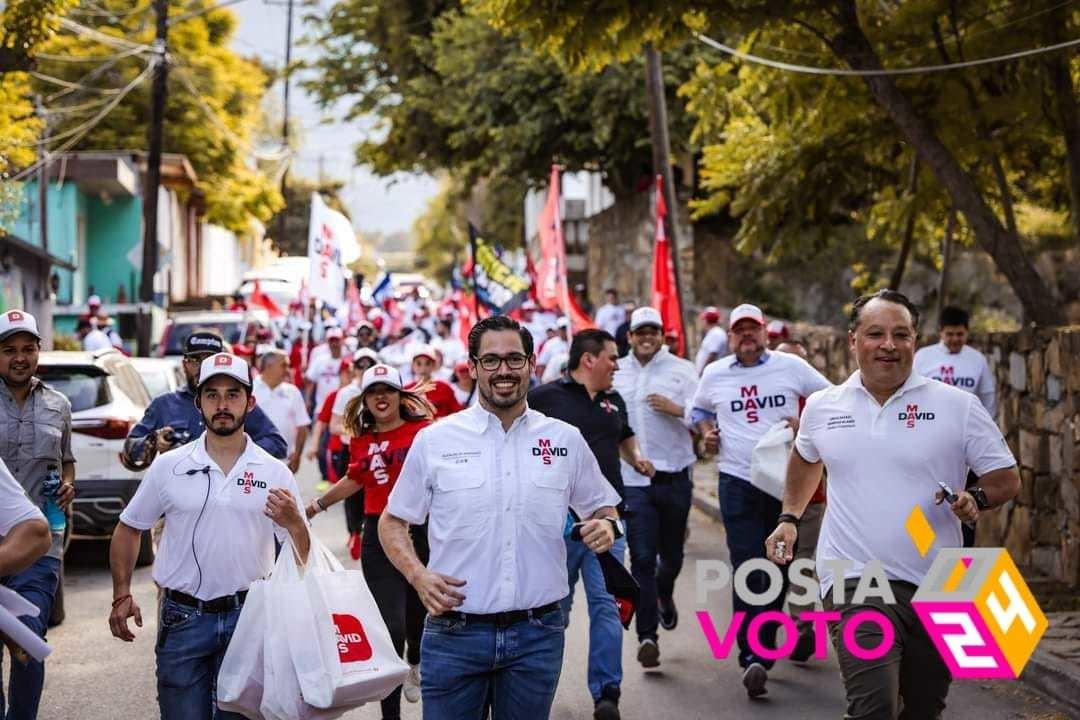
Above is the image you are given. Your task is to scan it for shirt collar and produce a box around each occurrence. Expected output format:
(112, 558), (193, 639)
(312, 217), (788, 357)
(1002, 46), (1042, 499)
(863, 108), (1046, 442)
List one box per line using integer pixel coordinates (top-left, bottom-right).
(458, 400), (534, 435)
(842, 369), (929, 399)
(730, 350), (771, 368)
(189, 432), (265, 471)
(625, 346), (669, 370)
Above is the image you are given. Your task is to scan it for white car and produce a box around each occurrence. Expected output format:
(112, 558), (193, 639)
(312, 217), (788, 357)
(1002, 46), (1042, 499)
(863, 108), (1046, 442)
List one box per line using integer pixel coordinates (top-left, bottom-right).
(130, 356), (184, 398)
(155, 309), (282, 357)
(36, 350), (153, 559)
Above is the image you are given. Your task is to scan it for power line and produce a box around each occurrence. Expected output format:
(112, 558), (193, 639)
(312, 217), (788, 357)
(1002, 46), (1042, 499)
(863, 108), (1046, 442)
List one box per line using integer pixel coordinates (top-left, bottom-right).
(695, 31), (1080, 76)
(54, 16), (156, 53)
(31, 70), (139, 94)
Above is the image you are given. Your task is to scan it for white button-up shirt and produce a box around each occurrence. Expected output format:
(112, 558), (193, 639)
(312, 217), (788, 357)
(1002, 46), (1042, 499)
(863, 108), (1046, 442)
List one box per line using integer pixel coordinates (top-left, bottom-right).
(252, 378), (311, 455)
(796, 371), (1015, 596)
(120, 434), (306, 600)
(613, 347), (698, 486)
(386, 403), (621, 613)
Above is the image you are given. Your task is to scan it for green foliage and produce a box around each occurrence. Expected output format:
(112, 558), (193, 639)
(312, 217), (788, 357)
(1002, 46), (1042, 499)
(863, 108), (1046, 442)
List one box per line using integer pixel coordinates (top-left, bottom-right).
(29, 0), (282, 233)
(0, 0), (74, 72)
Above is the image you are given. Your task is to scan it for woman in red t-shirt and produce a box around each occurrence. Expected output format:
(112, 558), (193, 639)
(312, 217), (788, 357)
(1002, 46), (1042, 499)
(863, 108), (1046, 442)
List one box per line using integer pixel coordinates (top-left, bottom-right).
(305, 364), (433, 717)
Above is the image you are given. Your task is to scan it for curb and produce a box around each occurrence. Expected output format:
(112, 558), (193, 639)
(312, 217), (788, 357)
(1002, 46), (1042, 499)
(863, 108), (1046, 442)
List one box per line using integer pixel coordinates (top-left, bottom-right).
(1020, 648), (1080, 716)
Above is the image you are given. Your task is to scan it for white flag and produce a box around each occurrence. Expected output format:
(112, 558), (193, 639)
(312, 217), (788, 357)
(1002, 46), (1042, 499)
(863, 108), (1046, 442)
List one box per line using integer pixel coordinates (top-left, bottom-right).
(307, 193), (357, 308)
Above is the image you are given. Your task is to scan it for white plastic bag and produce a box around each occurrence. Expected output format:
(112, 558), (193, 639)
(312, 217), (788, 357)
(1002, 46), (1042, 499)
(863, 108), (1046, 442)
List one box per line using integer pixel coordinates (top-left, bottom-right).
(287, 537), (409, 709)
(217, 580), (268, 719)
(749, 421), (795, 501)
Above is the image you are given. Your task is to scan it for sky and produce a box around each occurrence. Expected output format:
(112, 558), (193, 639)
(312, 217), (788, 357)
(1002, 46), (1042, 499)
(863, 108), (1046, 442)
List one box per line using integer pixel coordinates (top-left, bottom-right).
(230, 0), (439, 236)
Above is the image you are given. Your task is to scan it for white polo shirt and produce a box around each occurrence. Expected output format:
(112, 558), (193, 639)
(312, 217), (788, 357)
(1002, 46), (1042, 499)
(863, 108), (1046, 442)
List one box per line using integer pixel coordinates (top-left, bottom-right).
(594, 303), (626, 337)
(252, 378), (310, 455)
(386, 403), (621, 614)
(0, 458), (44, 538)
(613, 347), (699, 486)
(305, 352), (344, 408)
(914, 342), (995, 415)
(694, 326), (729, 374)
(795, 371), (1015, 596)
(692, 351), (830, 481)
(119, 434), (306, 600)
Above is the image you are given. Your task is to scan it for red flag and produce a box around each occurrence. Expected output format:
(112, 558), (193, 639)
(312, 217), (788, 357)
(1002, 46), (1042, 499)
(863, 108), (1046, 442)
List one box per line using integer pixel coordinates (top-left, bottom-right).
(651, 175), (684, 356)
(250, 280), (284, 318)
(534, 164), (595, 332)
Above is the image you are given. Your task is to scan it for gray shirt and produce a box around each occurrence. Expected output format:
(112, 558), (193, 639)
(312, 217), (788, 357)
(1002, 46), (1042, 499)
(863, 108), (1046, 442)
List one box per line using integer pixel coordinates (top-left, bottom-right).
(0, 378), (74, 559)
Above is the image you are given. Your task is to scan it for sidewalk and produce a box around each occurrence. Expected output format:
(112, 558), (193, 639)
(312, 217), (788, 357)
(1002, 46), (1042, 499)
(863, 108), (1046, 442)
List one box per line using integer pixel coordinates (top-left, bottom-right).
(688, 460), (1080, 715)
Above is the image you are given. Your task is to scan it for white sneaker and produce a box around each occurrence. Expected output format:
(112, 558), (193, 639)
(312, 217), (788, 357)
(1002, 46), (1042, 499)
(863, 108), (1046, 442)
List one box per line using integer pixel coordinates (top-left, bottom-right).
(403, 663), (421, 703)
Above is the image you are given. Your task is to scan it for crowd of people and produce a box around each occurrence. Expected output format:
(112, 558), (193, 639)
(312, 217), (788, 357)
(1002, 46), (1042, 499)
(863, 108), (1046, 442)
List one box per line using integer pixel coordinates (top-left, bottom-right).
(0, 284), (1021, 720)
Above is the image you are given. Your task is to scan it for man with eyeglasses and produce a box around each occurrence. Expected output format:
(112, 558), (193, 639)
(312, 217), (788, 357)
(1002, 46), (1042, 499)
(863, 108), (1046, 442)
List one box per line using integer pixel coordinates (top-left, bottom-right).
(380, 315), (621, 720)
(123, 332), (288, 467)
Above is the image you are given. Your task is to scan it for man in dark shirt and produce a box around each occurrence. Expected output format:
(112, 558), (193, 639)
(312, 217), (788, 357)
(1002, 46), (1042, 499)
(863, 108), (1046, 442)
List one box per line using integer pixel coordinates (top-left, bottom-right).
(528, 329), (654, 720)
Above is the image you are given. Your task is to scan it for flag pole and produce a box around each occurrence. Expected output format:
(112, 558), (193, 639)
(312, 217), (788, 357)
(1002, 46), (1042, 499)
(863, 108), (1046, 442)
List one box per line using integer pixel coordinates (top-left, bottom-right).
(468, 223), (480, 317)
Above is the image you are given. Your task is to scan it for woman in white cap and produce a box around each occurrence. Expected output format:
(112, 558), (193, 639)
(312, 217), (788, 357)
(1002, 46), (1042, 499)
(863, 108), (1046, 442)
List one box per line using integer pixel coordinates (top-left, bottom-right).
(306, 364), (434, 717)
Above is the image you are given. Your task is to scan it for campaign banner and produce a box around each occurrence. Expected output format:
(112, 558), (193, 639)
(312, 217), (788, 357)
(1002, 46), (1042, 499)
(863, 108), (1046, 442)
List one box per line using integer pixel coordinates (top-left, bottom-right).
(469, 224), (530, 314)
(307, 193), (355, 308)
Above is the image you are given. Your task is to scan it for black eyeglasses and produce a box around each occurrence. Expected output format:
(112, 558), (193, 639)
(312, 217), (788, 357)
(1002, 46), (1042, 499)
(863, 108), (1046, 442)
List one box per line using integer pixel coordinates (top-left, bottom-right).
(473, 353), (529, 371)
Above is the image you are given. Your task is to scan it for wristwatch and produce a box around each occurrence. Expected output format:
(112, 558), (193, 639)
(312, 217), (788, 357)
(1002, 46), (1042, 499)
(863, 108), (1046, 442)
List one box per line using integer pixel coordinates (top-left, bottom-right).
(606, 517), (625, 539)
(969, 487), (990, 511)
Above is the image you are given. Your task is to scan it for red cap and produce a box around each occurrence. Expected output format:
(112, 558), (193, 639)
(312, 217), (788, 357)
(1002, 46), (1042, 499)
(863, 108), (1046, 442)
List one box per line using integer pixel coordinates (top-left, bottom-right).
(700, 306), (721, 323)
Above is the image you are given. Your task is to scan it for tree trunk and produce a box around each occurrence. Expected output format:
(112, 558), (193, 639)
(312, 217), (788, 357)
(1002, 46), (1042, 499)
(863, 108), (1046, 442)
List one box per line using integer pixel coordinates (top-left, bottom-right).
(936, 208), (956, 326)
(1043, 5), (1080, 244)
(829, 0), (1063, 326)
(889, 154), (919, 290)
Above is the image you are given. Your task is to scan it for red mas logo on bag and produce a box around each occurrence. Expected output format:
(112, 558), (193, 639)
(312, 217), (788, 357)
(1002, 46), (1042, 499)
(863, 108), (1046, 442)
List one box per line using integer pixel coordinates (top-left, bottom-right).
(333, 613), (373, 663)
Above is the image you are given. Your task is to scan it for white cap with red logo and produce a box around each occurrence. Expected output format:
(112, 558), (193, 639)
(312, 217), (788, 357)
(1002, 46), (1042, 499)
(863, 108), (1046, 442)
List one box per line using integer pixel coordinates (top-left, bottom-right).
(766, 319), (789, 338)
(410, 344), (438, 363)
(325, 327), (345, 341)
(198, 353), (252, 389)
(728, 303), (765, 330)
(0, 309), (41, 343)
(360, 363), (403, 394)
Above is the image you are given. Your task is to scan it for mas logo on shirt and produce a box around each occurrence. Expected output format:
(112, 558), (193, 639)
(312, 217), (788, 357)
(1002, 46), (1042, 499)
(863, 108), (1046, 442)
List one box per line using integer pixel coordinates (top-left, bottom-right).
(897, 403), (936, 429)
(237, 470), (267, 494)
(533, 438), (568, 465)
(934, 365), (976, 389)
(333, 613), (373, 663)
(729, 385), (786, 424)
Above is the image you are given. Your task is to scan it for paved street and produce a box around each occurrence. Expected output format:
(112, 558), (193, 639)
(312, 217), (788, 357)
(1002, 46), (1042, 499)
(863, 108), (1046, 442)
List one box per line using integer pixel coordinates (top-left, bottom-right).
(32, 460), (1072, 719)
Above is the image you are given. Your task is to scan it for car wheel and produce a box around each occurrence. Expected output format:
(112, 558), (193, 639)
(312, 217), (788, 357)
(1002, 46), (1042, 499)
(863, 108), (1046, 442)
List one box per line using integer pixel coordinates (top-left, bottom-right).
(48, 563), (65, 628)
(136, 527), (156, 567)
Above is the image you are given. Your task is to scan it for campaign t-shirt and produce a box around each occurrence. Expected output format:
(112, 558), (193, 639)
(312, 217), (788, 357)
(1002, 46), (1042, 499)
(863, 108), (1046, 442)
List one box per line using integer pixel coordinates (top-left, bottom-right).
(408, 379), (462, 418)
(348, 419), (432, 515)
(914, 342), (995, 414)
(692, 351), (831, 481)
(305, 352), (344, 408)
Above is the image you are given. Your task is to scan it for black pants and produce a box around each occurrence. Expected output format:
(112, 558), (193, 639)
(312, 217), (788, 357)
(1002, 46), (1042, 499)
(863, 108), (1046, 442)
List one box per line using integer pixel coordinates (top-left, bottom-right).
(625, 468), (692, 641)
(825, 579), (950, 720)
(344, 490), (365, 535)
(962, 469), (978, 547)
(361, 515), (428, 720)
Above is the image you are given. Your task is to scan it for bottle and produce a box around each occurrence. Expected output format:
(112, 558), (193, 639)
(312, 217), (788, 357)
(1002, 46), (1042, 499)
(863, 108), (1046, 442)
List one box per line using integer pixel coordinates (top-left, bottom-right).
(42, 465), (66, 533)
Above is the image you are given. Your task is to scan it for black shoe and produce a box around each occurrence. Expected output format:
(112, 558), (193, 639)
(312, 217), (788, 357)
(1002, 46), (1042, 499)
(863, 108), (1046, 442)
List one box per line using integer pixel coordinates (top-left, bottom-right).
(658, 596), (678, 630)
(790, 629), (815, 663)
(742, 662), (768, 698)
(637, 638), (660, 668)
(594, 697), (620, 720)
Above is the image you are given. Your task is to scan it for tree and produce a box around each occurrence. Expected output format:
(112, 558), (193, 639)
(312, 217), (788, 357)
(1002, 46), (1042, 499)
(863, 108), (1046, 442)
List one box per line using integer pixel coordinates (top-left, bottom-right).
(0, 0), (73, 73)
(477, 0), (1071, 325)
(27, 0), (282, 233)
(266, 175), (349, 257)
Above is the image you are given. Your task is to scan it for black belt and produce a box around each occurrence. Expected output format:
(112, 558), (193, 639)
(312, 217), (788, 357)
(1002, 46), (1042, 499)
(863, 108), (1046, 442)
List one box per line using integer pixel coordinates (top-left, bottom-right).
(164, 588), (247, 613)
(439, 601), (560, 628)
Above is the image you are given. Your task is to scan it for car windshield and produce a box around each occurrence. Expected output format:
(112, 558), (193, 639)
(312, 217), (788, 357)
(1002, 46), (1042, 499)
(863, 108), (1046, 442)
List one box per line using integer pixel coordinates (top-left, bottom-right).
(164, 321), (243, 354)
(36, 367), (112, 412)
(139, 370), (171, 399)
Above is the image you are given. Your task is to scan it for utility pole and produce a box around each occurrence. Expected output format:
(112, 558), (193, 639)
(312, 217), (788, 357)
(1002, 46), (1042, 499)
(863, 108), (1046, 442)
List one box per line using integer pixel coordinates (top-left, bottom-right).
(644, 45), (688, 349)
(137, 0), (169, 356)
(275, 0), (294, 250)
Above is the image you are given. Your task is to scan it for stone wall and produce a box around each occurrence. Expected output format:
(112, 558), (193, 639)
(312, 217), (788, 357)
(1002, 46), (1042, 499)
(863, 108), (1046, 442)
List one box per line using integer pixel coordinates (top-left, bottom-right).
(789, 323), (1080, 589)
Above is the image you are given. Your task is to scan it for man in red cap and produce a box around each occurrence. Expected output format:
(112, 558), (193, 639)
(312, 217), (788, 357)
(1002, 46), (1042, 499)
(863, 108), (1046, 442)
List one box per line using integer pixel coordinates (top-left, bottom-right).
(695, 307), (729, 375)
(766, 320), (790, 350)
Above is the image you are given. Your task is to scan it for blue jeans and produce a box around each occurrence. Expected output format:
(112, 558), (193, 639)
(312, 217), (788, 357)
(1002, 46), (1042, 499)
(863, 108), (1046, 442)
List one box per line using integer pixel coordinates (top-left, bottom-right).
(420, 607), (566, 720)
(717, 472), (788, 670)
(0, 556), (60, 720)
(155, 597), (245, 720)
(562, 535), (626, 702)
(625, 469), (692, 641)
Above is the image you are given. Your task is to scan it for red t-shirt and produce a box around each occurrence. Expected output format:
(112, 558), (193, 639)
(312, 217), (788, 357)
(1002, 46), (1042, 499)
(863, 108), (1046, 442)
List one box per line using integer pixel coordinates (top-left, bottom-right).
(318, 391), (343, 452)
(347, 419), (432, 515)
(407, 379), (462, 418)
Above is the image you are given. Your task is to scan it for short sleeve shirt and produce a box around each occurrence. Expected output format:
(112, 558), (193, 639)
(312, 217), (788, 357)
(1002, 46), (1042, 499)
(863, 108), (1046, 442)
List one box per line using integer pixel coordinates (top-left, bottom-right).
(252, 379), (310, 456)
(347, 419), (431, 514)
(914, 343), (995, 413)
(795, 371), (1015, 595)
(0, 457), (44, 538)
(305, 353), (343, 408)
(694, 327), (729, 374)
(385, 404), (620, 613)
(691, 352), (830, 481)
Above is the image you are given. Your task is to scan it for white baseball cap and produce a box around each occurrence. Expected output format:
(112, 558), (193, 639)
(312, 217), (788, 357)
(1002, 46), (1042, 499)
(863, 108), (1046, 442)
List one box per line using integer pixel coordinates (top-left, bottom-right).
(766, 319), (789, 338)
(353, 347), (380, 364)
(198, 353), (252, 389)
(410, 344), (438, 362)
(325, 327), (344, 341)
(360, 364), (403, 394)
(728, 303), (765, 329)
(555, 317), (570, 330)
(87, 295), (101, 307)
(0, 309), (41, 343)
(629, 307), (663, 332)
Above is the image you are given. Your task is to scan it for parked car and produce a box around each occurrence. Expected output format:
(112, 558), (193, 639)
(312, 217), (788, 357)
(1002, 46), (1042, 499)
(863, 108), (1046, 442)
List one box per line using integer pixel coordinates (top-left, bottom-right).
(36, 349), (154, 624)
(154, 309), (282, 357)
(130, 356), (184, 398)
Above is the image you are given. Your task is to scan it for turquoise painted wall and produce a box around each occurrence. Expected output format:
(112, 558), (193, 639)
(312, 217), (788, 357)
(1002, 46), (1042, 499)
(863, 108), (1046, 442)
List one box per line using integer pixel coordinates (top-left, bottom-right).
(12, 181), (85, 304)
(86, 194), (142, 304)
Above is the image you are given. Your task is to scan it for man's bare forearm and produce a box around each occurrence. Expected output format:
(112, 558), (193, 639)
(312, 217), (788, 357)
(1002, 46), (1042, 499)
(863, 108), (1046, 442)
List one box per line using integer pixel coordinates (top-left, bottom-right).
(587, 506), (618, 521)
(109, 522), (142, 597)
(976, 466), (1020, 508)
(618, 437), (643, 465)
(379, 513), (426, 584)
(782, 449), (824, 518)
(0, 519), (51, 576)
